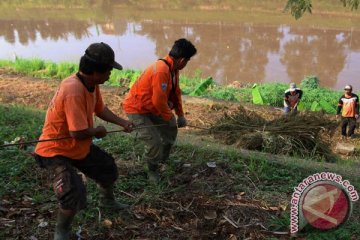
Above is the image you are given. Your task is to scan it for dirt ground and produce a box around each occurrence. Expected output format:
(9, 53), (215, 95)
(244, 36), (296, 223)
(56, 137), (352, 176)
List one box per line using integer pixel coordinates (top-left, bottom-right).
(0, 68), (287, 122)
(1, 157), (289, 240)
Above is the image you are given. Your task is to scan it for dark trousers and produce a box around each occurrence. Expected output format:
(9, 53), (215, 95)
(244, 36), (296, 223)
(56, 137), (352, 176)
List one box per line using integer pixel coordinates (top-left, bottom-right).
(35, 145), (118, 211)
(341, 117), (357, 137)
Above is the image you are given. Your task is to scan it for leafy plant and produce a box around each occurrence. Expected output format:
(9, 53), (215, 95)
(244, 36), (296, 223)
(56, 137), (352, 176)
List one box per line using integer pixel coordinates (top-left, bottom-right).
(285, 0), (359, 19)
(300, 75), (319, 89)
(189, 77), (214, 96)
(251, 84), (264, 105)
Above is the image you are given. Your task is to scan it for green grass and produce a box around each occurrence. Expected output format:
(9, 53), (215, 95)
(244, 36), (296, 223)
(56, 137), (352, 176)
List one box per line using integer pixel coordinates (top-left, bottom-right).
(0, 105), (45, 200)
(0, 104), (44, 143)
(1, 104), (360, 238)
(0, 58), (141, 85)
(0, 58), (346, 115)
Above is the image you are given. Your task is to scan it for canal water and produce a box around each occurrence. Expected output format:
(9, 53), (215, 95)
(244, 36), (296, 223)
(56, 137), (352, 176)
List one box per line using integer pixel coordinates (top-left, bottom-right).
(0, 1), (360, 90)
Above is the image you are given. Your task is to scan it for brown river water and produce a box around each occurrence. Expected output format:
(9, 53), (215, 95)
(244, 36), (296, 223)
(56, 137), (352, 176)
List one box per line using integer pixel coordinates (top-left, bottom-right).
(0, 1), (360, 90)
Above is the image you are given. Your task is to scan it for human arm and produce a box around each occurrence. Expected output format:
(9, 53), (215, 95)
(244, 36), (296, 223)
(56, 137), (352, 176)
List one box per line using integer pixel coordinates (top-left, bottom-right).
(96, 107), (134, 132)
(336, 96), (343, 118)
(64, 96), (108, 140)
(284, 92), (290, 107)
(173, 89), (187, 128)
(296, 90), (303, 105)
(171, 73), (187, 127)
(172, 72), (184, 117)
(152, 72), (174, 121)
(69, 126), (107, 140)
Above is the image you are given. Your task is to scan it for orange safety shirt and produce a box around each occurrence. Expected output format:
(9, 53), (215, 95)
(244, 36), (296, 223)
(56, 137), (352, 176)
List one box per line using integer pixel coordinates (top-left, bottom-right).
(35, 74), (105, 160)
(122, 55), (184, 121)
(337, 93), (359, 118)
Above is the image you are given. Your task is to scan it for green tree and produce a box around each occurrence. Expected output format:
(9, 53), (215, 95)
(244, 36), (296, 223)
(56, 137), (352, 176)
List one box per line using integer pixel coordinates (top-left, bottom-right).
(285, 0), (359, 19)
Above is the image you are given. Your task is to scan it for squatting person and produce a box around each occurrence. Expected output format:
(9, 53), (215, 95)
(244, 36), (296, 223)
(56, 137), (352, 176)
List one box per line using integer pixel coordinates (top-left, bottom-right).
(34, 42), (134, 240)
(122, 38), (197, 183)
(284, 82), (303, 114)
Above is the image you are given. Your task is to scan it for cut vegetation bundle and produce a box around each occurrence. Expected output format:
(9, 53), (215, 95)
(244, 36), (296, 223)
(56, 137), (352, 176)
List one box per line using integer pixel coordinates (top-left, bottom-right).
(209, 107), (339, 161)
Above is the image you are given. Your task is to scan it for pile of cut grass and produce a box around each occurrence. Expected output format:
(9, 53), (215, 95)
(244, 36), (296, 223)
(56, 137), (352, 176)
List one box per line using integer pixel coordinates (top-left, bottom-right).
(210, 106), (339, 161)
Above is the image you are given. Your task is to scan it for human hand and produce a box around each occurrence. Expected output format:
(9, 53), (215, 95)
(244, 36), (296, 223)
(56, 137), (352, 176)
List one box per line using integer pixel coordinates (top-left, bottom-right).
(122, 120), (135, 133)
(95, 125), (107, 139)
(168, 101), (174, 109)
(355, 114), (359, 120)
(168, 115), (177, 128)
(177, 116), (187, 128)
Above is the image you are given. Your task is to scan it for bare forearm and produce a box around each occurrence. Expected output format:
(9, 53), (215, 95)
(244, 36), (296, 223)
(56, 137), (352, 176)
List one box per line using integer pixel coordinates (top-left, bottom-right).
(96, 107), (128, 127)
(69, 127), (98, 140)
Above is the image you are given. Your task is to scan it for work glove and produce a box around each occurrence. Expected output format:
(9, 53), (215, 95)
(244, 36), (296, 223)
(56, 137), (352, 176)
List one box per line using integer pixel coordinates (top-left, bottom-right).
(177, 116), (187, 128)
(168, 115), (177, 128)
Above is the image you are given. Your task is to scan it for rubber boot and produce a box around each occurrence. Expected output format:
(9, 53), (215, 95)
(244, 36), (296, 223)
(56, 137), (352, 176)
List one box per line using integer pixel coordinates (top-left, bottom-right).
(147, 163), (160, 184)
(161, 144), (172, 164)
(54, 209), (75, 240)
(98, 184), (129, 210)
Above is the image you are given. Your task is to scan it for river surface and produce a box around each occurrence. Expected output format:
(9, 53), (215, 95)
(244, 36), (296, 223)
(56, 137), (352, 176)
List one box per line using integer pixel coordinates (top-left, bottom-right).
(0, 1), (360, 90)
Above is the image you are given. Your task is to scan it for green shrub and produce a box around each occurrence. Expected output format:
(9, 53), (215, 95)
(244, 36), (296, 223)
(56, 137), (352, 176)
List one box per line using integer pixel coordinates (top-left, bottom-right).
(300, 75), (320, 89)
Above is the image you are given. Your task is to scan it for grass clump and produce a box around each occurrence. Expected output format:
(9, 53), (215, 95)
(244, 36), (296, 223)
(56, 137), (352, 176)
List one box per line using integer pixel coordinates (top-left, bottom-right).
(210, 106), (338, 161)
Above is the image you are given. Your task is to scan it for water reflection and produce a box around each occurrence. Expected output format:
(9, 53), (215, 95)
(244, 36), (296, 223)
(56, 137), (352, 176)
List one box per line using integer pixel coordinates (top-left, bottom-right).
(280, 28), (347, 87)
(0, 19), (91, 45)
(0, 16), (359, 90)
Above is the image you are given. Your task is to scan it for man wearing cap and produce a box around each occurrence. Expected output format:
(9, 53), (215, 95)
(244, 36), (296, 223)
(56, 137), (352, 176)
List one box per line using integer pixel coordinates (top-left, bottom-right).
(123, 38), (197, 183)
(284, 83), (303, 114)
(34, 42), (134, 240)
(336, 84), (359, 139)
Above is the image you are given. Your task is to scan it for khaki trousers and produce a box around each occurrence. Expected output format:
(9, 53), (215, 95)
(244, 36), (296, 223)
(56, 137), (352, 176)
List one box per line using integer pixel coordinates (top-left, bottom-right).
(128, 114), (178, 171)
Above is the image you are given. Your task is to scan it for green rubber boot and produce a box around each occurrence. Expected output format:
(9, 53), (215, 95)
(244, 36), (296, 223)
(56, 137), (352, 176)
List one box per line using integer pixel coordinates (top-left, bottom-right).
(54, 209), (75, 240)
(147, 170), (160, 184)
(147, 163), (160, 184)
(98, 184), (129, 210)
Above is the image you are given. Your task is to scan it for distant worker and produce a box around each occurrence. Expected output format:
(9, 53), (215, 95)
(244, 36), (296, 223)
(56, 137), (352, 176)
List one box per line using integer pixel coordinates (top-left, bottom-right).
(284, 83), (303, 114)
(34, 42), (134, 240)
(123, 38), (197, 183)
(336, 84), (359, 139)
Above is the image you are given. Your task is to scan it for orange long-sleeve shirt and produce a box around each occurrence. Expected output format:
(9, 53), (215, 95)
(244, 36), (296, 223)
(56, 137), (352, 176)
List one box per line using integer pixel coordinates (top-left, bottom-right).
(123, 55), (184, 121)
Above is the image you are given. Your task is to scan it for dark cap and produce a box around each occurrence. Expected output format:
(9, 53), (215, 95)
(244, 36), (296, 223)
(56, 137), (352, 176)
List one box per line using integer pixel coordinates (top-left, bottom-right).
(84, 42), (122, 70)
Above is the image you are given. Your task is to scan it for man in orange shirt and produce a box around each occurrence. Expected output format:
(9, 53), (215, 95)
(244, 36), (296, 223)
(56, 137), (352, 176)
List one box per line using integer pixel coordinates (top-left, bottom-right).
(34, 42), (134, 240)
(336, 84), (359, 139)
(123, 38), (197, 182)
